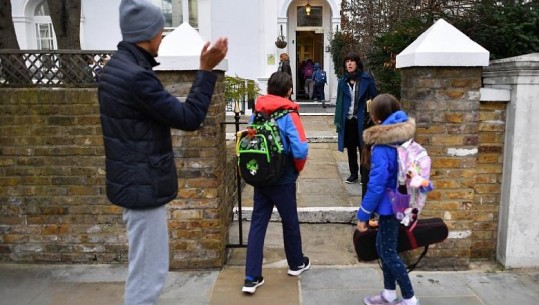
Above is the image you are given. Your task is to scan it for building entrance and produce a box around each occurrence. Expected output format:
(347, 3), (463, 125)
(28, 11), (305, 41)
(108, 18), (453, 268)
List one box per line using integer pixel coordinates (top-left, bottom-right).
(296, 31), (323, 100)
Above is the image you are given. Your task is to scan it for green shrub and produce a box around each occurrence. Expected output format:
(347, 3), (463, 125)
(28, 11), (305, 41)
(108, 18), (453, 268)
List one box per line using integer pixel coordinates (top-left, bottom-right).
(367, 17), (431, 98)
(329, 30), (360, 78)
(224, 75), (261, 111)
(453, 1), (539, 60)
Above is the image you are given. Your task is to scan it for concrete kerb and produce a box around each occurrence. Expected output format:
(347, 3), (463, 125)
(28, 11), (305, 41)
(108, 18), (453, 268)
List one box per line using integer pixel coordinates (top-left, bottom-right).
(233, 206), (357, 223)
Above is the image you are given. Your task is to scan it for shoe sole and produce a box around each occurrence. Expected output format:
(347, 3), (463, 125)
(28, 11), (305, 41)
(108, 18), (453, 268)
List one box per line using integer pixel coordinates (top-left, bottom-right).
(345, 180), (358, 184)
(363, 295), (399, 305)
(287, 260), (311, 276)
(242, 280), (264, 294)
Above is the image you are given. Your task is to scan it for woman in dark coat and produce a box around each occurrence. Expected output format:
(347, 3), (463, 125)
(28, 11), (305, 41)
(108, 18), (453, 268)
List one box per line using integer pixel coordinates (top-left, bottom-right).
(334, 52), (378, 197)
(278, 53), (293, 100)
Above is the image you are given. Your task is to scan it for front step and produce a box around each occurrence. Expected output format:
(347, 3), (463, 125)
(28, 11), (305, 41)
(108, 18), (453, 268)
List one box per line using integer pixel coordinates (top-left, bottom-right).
(233, 206), (357, 224)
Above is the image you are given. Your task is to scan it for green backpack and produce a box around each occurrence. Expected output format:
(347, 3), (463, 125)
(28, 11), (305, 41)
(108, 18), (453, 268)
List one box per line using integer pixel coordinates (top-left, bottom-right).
(236, 109), (292, 187)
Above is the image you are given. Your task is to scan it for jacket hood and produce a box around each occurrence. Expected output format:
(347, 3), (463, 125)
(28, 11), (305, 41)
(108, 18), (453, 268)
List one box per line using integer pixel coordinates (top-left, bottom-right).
(363, 111), (415, 145)
(254, 94), (300, 114)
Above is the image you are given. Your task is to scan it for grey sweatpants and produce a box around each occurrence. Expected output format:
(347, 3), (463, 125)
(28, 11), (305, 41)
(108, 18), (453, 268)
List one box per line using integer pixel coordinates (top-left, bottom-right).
(123, 205), (169, 305)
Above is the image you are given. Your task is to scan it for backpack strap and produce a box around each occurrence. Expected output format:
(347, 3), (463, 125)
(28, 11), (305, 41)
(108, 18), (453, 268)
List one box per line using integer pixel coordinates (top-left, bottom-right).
(406, 245), (429, 273)
(254, 109), (294, 120)
(404, 212), (427, 272)
(270, 109), (293, 120)
(254, 109), (296, 154)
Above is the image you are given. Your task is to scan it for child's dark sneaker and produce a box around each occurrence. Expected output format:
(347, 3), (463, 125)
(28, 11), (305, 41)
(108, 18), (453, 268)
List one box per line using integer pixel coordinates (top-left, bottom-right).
(242, 276), (264, 294)
(345, 175), (359, 184)
(287, 256), (311, 276)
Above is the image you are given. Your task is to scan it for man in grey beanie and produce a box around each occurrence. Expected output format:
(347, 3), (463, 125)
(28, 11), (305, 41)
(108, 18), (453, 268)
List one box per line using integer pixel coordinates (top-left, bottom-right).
(98, 1), (228, 305)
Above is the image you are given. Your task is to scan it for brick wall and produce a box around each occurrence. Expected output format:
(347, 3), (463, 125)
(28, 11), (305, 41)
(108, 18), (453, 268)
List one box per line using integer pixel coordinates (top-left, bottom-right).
(400, 67), (499, 269)
(0, 70), (237, 268)
(473, 101), (505, 259)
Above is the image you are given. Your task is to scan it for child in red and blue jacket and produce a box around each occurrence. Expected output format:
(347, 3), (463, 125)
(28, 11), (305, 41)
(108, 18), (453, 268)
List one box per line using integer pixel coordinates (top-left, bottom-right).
(242, 71), (310, 294)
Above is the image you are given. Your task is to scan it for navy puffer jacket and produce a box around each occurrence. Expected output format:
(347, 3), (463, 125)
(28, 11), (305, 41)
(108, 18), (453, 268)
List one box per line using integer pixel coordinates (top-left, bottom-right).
(98, 41), (217, 209)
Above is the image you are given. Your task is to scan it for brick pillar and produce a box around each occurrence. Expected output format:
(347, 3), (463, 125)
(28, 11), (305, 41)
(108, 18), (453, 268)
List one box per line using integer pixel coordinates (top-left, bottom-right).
(157, 70), (232, 269)
(400, 67), (482, 269)
(396, 19), (490, 270)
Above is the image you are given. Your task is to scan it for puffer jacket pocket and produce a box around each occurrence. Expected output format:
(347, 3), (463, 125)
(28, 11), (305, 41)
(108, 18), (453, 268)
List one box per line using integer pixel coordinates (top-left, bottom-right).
(148, 152), (178, 204)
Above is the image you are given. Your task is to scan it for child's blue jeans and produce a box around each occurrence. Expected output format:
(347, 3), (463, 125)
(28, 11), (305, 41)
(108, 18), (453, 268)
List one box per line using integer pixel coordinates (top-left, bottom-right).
(376, 215), (415, 299)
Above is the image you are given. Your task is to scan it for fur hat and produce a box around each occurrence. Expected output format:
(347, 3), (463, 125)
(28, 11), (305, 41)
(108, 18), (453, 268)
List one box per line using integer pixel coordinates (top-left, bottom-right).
(120, 0), (165, 43)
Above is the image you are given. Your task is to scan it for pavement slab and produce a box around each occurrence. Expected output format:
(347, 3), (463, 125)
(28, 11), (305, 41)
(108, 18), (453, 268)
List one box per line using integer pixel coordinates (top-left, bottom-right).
(465, 272), (539, 305)
(227, 222), (359, 266)
(44, 282), (124, 305)
(209, 267), (299, 305)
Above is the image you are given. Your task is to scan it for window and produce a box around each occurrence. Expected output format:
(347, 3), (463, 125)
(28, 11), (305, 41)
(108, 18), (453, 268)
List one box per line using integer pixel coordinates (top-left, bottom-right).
(36, 23), (55, 49)
(152, 0), (198, 29)
(297, 6), (323, 27)
(34, 1), (56, 49)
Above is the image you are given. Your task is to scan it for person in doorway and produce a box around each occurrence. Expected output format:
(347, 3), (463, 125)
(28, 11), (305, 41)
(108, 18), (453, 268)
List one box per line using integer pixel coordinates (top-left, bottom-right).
(97, 1), (228, 305)
(312, 62), (327, 106)
(298, 59), (306, 97)
(242, 71), (310, 294)
(334, 52), (378, 197)
(278, 53), (292, 77)
(303, 58), (314, 100)
(356, 93), (419, 305)
(278, 53), (293, 100)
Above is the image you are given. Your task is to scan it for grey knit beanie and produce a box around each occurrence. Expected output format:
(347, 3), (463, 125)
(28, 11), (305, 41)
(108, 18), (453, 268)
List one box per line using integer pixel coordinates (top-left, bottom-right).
(120, 0), (165, 43)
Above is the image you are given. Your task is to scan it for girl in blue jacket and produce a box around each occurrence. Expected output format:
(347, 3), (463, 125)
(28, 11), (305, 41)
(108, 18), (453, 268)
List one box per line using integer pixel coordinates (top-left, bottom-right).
(356, 94), (419, 305)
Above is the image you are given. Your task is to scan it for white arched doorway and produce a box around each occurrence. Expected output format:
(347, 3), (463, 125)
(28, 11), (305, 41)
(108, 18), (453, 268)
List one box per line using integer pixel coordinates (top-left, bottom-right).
(278, 0), (340, 103)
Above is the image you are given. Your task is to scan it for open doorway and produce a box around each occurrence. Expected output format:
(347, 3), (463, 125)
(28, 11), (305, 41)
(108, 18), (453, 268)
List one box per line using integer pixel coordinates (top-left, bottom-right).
(296, 31), (324, 100)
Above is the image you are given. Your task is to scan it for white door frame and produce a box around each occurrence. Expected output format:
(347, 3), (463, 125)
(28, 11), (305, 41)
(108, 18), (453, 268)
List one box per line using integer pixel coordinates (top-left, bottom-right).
(278, 0), (340, 102)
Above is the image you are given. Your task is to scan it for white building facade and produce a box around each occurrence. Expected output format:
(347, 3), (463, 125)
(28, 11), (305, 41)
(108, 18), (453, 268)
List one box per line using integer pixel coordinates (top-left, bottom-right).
(10, 0), (342, 101)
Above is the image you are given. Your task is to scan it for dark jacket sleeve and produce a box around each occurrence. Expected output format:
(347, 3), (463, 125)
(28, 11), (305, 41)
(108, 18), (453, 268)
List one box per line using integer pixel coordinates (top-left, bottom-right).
(283, 62), (292, 77)
(132, 70), (217, 131)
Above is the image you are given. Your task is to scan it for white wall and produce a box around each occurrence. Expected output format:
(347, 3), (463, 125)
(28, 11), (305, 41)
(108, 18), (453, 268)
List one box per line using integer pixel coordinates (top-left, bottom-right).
(484, 53), (539, 268)
(210, 0), (261, 80)
(12, 0), (33, 49)
(81, 0), (122, 50)
(211, 0), (340, 99)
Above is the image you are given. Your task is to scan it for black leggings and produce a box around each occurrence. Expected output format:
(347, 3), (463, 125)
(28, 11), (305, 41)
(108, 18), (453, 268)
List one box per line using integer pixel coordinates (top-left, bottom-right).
(344, 118), (370, 198)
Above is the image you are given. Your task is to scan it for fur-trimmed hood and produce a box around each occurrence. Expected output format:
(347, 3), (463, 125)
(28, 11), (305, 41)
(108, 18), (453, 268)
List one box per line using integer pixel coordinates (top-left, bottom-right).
(363, 111), (415, 145)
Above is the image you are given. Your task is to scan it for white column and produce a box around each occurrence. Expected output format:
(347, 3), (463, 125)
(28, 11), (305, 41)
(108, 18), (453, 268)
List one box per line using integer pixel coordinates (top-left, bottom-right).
(485, 53), (539, 268)
(182, 0), (189, 25)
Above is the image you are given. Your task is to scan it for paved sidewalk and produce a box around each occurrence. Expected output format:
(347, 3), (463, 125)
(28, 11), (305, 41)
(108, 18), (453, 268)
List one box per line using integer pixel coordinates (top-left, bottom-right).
(1, 263), (538, 305)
